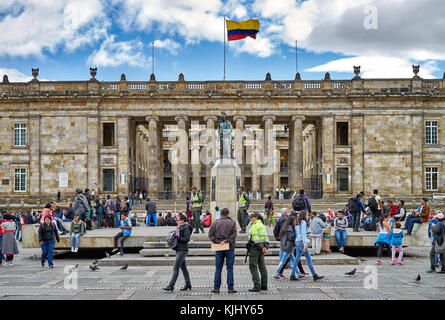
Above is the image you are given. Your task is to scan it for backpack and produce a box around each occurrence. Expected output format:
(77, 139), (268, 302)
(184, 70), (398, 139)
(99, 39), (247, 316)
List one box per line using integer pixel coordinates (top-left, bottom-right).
(368, 196), (378, 210)
(130, 216), (137, 226)
(167, 230), (177, 248)
(348, 198), (360, 214)
(292, 195), (306, 211)
(273, 222), (281, 241)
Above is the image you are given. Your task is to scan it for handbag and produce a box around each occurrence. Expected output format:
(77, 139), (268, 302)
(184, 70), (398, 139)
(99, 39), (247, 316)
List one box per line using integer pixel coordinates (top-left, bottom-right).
(435, 224), (445, 254)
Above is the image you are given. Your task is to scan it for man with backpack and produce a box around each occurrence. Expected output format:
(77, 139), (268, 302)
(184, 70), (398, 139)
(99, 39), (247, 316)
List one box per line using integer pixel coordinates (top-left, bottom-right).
(292, 190), (311, 213)
(348, 194), (366, 232)
(73, 189), (89, 223)
(368, 189), (383, 231)
(145, 198), (157, 227)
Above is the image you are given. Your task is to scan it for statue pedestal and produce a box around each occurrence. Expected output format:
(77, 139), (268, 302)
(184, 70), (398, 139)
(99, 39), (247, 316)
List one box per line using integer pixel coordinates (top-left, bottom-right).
(210, 157), (241, 228)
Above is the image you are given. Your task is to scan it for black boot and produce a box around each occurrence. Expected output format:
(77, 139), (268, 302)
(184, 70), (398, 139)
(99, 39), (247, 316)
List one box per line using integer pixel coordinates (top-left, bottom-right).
(313, 274), (324, 281)
(163, 286), (174, 292)
(289, 275), (299, 281)
(180, 284), (192, 291)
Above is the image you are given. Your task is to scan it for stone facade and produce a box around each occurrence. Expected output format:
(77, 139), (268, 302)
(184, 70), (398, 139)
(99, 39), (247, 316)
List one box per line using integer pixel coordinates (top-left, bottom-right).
(0, 71), (444, 202)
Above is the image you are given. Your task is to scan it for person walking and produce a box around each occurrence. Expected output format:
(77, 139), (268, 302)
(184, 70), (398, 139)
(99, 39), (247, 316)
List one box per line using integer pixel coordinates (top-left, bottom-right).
(247, 212), (269, 292)
(292, 189), (312, 214)
(389, 222), (404, 265)
(145, 198), (157, 227)
(1, 214), (19, 266)
(190, 187), (204, 234)
(208, 208), (237, 294)
(94, 198), (103, 229)
(70, 214), (85, 253)
(348, 194), (366, 232)
(113, 213), (132, 256)
(273, 216), (296, 279)
(38, 215), (60, 268)
(113, 197), (122, 228)
(264, 196), (274, 227)
(334, 210), (348, 253)
(163, 214), (192, 292)
(73, 189), (89, 223)
(237, 186), (250, 234)
(311, 212), (326, 255)
(427, 213), (445, 273)
(56, 190), (61, 203)
(289, 211), (324, 282)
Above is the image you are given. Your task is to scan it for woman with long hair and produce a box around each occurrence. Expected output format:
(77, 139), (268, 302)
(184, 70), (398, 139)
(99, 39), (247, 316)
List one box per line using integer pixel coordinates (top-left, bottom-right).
(290, 211), (324, 282)
(1, 214), (19, 266)
(163, 214), (192, 292)
(375, 213), (391, 264)
(273, 216), (296, 279)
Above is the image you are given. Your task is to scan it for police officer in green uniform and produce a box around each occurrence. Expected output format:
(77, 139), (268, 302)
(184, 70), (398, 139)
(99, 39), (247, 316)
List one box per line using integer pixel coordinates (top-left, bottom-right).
(275, 186), (279, 199)
(190, 187), (204, 234)
(237, 186), (250, 234)
(247, 212), (269, 292)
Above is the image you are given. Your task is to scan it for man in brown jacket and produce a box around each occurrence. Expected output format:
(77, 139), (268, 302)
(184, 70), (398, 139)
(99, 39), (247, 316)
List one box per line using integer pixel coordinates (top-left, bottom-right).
(208, 208), (237, 294)
(406, 198), (430, 235)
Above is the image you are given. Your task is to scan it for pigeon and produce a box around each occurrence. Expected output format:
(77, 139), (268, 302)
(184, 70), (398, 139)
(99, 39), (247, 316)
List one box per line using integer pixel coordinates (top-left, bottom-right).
(345, 268), (357, 276)
(89, 264), (99, 271)
(120, 264), (128, 271)
(415, 274), (421, 283)
(33, 254), (38, 260)
(105, 252), (111, 258)
(92, 260), (97, 265)
(358, 256), (367, 262)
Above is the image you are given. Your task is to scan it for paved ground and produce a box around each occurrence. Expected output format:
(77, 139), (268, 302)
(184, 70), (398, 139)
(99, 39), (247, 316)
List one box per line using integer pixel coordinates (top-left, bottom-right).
(1, 243), (445, 300)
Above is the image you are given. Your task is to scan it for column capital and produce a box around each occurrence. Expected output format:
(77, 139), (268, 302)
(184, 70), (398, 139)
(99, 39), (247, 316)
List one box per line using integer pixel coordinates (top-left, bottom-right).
(203, 115), (218, 122)
(145, 115), (159, 122)
(262, 115), (276, 122)
(291, 115), (305, 122)
(175, 114), (188, 122)
(233, 115), (247, 122)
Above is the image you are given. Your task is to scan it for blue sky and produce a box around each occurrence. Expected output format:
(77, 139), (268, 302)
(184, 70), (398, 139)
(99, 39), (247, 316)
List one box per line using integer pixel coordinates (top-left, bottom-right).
(1, 0), (445, 82)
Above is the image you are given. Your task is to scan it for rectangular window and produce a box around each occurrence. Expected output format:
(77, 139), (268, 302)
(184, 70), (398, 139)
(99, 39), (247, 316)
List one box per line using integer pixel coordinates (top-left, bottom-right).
(14, 123), (26, 147)
(14, 168), (26, 192)
(102, 169), (115, 192)
(336, 122), (348, 146)
(103, 123), (115, 146)
(426, 167), (438, 191)
(336, 167), (349, 192)
(425, 121), (438, 144)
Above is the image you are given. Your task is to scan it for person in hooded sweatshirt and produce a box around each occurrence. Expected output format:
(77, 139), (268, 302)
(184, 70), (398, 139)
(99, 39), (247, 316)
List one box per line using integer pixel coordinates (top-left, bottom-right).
(389, 221), (404, 265)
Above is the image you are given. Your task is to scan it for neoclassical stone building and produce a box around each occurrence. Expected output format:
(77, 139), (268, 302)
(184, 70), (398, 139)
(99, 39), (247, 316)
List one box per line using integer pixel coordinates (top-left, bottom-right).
(0, 66), (444, 203)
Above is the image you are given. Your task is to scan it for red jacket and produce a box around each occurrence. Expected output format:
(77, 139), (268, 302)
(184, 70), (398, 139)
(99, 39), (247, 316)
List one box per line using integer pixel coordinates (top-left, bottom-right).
(203, 215), (212, 227)
(389, 205), (398, 218)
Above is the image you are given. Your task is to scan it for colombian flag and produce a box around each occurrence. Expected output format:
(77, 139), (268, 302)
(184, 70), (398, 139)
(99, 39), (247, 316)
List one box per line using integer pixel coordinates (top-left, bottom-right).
(226, 19), (260, 41)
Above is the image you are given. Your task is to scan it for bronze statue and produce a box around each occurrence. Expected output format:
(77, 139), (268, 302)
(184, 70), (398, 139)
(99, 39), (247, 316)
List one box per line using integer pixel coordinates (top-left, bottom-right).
(217, 112), (233, 159)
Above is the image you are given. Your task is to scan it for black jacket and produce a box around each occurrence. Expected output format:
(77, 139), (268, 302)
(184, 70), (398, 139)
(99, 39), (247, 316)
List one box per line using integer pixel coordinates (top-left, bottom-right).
(174, 223), (191, 252)
(64, 207), (75, 220)
(434, 221), (445, 246)
(38, 222), (60, 243)
(145, 201), (156, 214)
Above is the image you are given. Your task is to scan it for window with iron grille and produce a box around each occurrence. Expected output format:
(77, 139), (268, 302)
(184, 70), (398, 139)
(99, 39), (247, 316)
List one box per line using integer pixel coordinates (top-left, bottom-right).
(425, 167), (438, 191)
(14, 168), (26, 192)
(14, 123), (26, 147)
(425, 121), (438, 144)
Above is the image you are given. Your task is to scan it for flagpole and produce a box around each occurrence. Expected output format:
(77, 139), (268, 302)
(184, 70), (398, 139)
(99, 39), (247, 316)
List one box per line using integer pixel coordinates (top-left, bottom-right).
(224, 16), (226, 80)
(152, 41), (155, 75)
(295, 40), (298, 74)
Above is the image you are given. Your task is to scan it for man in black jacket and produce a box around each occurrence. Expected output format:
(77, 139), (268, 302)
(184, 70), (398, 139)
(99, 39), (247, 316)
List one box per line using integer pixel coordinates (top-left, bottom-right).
(208, 208), (237, 294)
(145, 198), (157, 226)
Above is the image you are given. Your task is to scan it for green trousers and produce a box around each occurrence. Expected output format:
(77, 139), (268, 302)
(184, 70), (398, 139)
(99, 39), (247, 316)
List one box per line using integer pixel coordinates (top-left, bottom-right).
(237, 207), (247, 231)
(192, 208), (204, 233)
(248, 246), (267, 290)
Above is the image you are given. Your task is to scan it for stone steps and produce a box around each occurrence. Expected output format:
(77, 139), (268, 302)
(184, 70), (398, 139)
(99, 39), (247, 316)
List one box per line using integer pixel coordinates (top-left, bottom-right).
(139, 247), (283, 257)
(98, 252), (358, 266)
(142, 240), (281, 249)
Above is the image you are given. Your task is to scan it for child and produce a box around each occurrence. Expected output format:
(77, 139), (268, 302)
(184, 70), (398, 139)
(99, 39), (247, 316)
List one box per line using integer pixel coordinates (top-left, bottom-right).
(269, 209), (275, 227)
(375, 214), (391, 264)
(389, 222), (404, 265)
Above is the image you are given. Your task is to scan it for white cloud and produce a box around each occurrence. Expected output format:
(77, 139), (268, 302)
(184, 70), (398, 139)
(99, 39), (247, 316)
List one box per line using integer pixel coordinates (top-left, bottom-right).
(87, 35), (150, 68)
(230, 36), (275, 58)
(153, 39), (181, 55)
(0, 68), (32, 82)
(306, 56), (438, 78)
(0, 0), (107, 57)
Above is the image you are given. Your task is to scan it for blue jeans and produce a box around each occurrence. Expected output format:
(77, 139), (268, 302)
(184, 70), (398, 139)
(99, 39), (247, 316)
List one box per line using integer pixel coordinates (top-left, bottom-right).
(41, 240), (55, 266)
(214, 249), (235, 290)
(406, 215), (421, 234)
(114, 212), (121, 228)
(146, 213), (157, 226)
(291, 241), (317, 277)
(279, 249), (292, 268)
(96, 212), (102, 228)
(335, 229), (347, 249)
(275, 251), (295, 275)
(351, 212), (361, 231)
(70, 233), (80, 248)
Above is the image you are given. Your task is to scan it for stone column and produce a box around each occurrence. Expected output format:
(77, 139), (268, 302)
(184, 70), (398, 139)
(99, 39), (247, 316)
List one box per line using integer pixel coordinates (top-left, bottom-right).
(273, 149), (280, 190)
(173, 114), (189, 198)
(234, 115), (246, 186)
(351, 114), (364, 194)
(204, 115), (217, 195)
(191, 121), (201, 191)
(411, 114), (423, 195)
(157, 120), (164, 196)
(117, 117), (130, 195)
(261, 115), (276, 197)
(29, 115), (41, 197)
(87, 116), (99, 194)
(146, 116), (161, 199)
(289, 115), (305, 192)
(321, 114), (334, 197)
(288, 120), (294, 188)
(311, 126), (317, 176)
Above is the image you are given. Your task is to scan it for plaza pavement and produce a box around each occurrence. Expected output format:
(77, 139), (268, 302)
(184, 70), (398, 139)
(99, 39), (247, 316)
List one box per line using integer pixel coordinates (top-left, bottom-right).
(1, 243), (445, 300)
